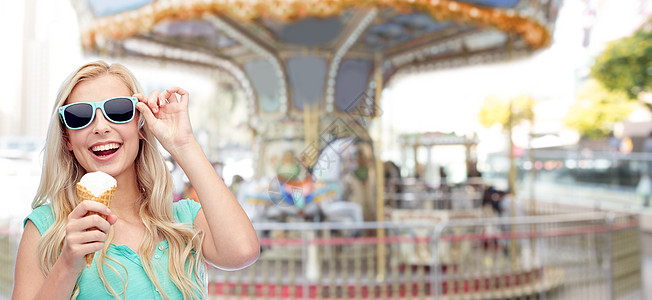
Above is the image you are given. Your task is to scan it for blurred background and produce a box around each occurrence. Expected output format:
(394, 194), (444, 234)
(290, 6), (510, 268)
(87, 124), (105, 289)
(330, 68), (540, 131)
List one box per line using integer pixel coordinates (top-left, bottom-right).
(1, 0), (652, 299)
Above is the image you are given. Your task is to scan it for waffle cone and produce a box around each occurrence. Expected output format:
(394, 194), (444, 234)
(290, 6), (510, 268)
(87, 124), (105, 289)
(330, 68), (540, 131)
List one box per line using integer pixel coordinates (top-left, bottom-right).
(76, 184), (116, 268)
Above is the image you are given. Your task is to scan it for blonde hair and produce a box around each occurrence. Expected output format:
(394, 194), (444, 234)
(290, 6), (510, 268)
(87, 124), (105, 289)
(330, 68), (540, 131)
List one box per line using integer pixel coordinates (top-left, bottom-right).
(33, 61), (205, 299)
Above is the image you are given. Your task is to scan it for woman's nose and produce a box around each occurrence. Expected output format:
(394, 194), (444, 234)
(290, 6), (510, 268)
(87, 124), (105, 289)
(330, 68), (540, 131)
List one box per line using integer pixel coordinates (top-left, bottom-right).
(91, 108), (111, 133)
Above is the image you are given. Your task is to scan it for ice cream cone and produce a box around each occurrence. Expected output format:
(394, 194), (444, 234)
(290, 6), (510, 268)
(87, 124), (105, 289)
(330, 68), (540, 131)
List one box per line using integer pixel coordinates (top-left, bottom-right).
(76, 175), (116, 268)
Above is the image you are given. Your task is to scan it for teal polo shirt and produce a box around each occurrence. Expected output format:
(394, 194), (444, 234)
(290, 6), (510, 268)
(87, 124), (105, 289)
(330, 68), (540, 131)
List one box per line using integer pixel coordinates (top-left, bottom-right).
(24, 199), (205, 299)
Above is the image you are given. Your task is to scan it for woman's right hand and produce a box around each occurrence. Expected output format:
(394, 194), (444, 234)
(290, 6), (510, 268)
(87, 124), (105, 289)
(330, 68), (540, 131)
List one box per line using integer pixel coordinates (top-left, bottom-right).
(61, 200), (117, 271)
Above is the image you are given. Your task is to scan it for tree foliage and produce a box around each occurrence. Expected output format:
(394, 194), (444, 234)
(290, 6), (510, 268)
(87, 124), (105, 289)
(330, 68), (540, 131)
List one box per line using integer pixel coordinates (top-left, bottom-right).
(478, 94), (535, 197)
(591, 20), (652, 100)
(478, 94), (535, 129)
(564, 79), (634, 139)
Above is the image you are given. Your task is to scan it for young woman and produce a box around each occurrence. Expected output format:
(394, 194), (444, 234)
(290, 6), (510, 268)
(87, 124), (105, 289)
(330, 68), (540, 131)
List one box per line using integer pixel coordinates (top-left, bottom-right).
(12, 61), (259, 299)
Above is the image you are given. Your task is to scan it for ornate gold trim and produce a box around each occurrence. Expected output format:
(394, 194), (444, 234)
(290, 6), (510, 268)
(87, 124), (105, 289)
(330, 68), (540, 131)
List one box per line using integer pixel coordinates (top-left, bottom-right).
(80, 0), (551, 50)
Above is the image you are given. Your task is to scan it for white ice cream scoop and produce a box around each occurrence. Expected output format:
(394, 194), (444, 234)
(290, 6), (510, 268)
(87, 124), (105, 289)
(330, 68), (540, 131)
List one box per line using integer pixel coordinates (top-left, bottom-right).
(78, 171), (117, 196)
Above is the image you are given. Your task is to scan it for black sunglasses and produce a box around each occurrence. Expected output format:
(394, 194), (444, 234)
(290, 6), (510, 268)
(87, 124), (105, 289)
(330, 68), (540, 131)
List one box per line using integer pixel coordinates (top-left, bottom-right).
(58, 97), (138, 130)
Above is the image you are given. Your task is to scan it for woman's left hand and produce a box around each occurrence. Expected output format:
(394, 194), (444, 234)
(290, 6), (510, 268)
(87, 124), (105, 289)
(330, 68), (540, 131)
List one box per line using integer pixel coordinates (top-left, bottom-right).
(134, 87), (195, 155)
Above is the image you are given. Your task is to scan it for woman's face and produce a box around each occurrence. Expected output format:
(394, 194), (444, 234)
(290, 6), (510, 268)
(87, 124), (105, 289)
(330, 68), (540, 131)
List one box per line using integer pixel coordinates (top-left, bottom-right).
(64, 74), (140, 180)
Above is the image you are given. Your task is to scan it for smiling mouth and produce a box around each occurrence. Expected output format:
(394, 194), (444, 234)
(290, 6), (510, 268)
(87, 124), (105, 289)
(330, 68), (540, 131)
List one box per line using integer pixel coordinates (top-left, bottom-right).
(91, 143), (121, 157)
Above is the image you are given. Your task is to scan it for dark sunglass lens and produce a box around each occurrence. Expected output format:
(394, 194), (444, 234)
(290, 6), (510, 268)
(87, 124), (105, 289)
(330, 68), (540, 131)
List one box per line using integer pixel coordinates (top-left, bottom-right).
(105, 98), (134, 122)
(64, 103), (93, 128)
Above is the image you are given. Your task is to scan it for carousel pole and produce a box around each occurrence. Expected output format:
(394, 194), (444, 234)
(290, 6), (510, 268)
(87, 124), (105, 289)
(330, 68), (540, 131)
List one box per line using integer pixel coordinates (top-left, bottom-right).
(374, 51), (386, 283)
(413, 143), (419, 178)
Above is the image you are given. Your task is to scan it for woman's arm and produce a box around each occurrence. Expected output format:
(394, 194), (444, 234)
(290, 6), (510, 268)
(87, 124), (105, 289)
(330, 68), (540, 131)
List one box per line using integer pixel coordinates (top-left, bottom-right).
(13, 202), (116, 299)
(136, 87), (259, 270)
(176, 142), (260, 269)
(13, 221), (50, 299)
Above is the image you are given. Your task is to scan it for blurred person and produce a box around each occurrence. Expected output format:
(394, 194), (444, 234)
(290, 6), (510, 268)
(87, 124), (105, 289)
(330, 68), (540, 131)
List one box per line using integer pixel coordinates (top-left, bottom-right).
(229, 174), (244, 196)
(167, 157), (187, 202)
(343, 149), (374, 221)
(496, 189), (527, 256)
(13, 61), (259, 299)
(498, 190), (524, 219)
(276, 150), (301, 183)
(481, 186), (502, 216)
(383, 161), (402, 192)
(183, 182), (199, 202)
(639, 131), (652, 207)
(438, 166), (449, 193)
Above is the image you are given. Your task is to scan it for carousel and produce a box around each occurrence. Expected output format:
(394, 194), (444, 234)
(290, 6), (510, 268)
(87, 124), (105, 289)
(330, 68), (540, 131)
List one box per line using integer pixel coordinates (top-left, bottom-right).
(70, 0), (565, 298)
(72, 0), (559, 219)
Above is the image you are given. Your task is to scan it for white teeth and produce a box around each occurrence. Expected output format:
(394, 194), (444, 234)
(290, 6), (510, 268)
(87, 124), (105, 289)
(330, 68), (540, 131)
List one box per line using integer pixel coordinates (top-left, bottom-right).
(91, 143), (120, 152)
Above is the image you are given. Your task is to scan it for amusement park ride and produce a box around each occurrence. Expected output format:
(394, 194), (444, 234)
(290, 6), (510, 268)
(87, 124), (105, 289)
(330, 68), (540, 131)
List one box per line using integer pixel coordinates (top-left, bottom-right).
(67, 1), (581, 298)
(71, 0), (560, 217)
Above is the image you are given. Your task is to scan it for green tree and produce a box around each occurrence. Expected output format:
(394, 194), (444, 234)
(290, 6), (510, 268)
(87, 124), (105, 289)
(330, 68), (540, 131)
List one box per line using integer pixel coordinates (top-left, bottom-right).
(478, 95), (510, 128)
(591, 20), (652, 103)
(478, 94), (534, 129)
(478, 94), (535, 196)
(564, 79), (634, 139)
(478, 94), (536, 258)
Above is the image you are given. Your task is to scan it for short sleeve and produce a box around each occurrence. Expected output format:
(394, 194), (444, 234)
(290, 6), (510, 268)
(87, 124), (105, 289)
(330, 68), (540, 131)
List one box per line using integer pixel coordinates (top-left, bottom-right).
(24, 205), (55, 235)
(173, 199), (202, 224)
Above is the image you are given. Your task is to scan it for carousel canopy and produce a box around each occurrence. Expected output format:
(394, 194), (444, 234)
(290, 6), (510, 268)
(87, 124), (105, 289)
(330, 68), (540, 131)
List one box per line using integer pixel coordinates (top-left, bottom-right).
(72, 0), (561, 121)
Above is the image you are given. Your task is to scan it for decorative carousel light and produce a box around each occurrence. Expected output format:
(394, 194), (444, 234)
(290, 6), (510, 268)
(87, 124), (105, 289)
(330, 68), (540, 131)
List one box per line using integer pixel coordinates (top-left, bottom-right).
(122, 37), (257, 120)
(79, 0), (554, 119)
(80, 0), (552, 53)
(470, 8), (479, 18)
(382, 60), (392, 71)
(205, 16), (288, 113)
(365, 81), (375, 114)
(325, 9), (377, 112)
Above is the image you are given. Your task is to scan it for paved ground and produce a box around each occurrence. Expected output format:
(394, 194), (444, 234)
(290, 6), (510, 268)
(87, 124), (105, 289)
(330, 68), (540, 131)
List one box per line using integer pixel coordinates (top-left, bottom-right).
(642, 232), (651, 299)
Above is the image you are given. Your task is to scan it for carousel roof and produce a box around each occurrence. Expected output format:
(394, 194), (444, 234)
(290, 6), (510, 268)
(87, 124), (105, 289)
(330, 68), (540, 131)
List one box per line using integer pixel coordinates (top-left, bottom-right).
(72, 0), (562, 119)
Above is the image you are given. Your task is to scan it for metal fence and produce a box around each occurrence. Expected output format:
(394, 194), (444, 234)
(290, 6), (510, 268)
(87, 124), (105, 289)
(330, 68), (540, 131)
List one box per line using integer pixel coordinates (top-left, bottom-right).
(484, 150), (652, 212)
(0, 223), (20, 298)
(0, 211), (643, 299)
(206, 211), (643, 300)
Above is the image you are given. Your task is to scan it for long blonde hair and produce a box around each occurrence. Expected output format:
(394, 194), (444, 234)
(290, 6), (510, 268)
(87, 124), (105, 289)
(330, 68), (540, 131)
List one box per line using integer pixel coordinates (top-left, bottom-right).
(33, 61), (205, 299)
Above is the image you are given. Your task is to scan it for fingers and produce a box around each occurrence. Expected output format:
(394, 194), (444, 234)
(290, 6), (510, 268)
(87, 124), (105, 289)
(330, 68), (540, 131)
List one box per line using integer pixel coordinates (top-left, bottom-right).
(148, 90), (161, 113)
(68, 203), (113, 233)
(106, 214), (118, 225)
(65, 240), (106, 259)
(134, 88), (188, 114)
(134, 91), (159, 127)
(68, 201), (113, 237)
(136, 102), (157, 127)
(68, 200), (111, 220)
(64, 201), (115, 267)
(134, 90), (163, 114)
(162, 87), (189, 105)
(63, 227), (109, 266)
(66, 224), (109, 246)
(80, 214), (112, 233)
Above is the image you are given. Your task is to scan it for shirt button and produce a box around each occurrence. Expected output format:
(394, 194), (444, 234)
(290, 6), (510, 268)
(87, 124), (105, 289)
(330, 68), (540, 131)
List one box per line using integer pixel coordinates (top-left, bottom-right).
(158, 245), (164, 250)
(154, 254), (160, 259)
